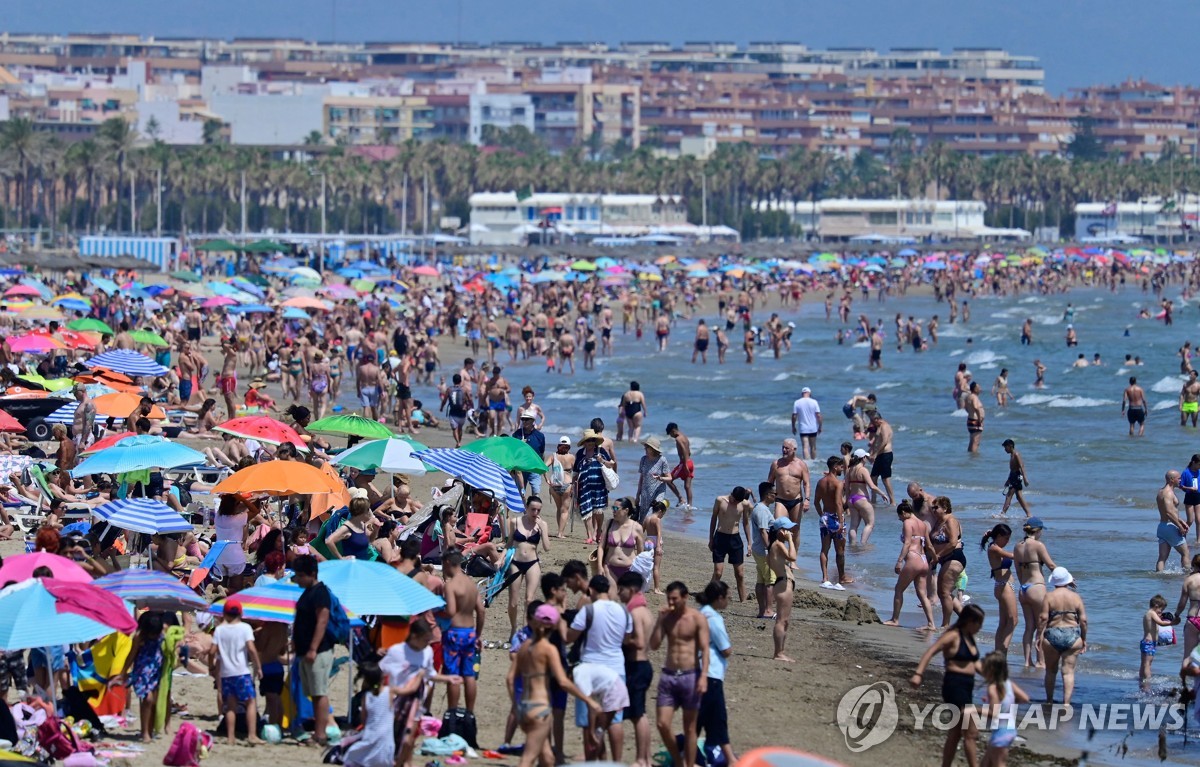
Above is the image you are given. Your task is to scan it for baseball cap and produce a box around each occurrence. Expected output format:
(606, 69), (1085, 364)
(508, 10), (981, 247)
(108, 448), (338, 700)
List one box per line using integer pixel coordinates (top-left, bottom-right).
(1001, 439), (1015, 447)
(801, 387), (812, 394)
(558, 436), (571, 445)
(519, 409), (536, 420)
(852, 448), (869, 459)
(1025, 517), (1045, 530)
(769, 518), (797, 531)
(534, 604), (560, 625)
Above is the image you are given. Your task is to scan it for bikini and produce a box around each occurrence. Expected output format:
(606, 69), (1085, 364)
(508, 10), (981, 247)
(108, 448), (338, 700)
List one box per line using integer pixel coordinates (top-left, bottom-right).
(932, 524), (967, 568)
(519, 671), (552, 721)
(1017, 555), (1044, 594)
(1044, 608), (1082, 652)
(511, 523), (542, 575)
(990, 556), (1013, 584)
(941, 630), (980, 707)
(606, 525), (637, 578)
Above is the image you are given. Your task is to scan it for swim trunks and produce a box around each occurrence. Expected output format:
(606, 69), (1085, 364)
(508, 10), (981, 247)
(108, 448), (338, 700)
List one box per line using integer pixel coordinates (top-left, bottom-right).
(694, 339), (709, 352)
(1004, 470), (1025, 492)
(1184, 402), (1199, 414)
(217, 373), (237, 395)
(359, 386), (381, 408)
(1140, 638), (1157, 657)
(671, 460), (694, 480)
(1157, 521), (1186, 548)
(870, 451), (894, 480)
(1127, 407), (1145, 425)
(656, 667), (701, 711)
(819, 514), (844, 542)
(710, 531), (744, 565)
(966, 418), (983, 434)
(443, 627), (478, 678)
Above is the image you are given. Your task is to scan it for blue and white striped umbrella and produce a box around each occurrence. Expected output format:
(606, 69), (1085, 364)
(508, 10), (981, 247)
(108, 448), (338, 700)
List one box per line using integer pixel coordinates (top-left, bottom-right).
(414, 448), (525, 513)
(95, 569), (207, 611)
(92, 497), (192, 535)
(46, 401), (77, 425)
(71, 435), (205, 476)
(84, 349), (169, 377)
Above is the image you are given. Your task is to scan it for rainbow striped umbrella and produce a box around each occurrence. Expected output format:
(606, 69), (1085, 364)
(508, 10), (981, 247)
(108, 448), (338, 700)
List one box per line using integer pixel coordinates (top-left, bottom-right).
(95, 569), (208, 611)
(210, 582), (304, 623)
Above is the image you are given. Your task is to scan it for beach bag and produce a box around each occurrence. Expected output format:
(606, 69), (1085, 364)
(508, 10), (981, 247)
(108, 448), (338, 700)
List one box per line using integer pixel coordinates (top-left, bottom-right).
(437, 710), (478, 749)
(162, 721), (211, 767)
(548, 459), (565, 489)
(601, 465), (620, 491)
(37, 716), (90, 760)
(324, 587), (351, 646)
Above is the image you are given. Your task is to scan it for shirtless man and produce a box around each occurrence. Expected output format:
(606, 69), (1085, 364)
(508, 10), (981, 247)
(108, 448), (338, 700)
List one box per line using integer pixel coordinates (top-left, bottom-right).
(953, 363), (970, 408)
(442, 552), (485, 711)
(813, 456), (851, 588)
(707, 487), (752, 602)
(692, 320), (709, 364)
(1181, 370), (1200, 427)
(217, 338), (239, 419)
(867, 410), (894, 505)
(1157, 471), (1191, 572)
(558, 331), (576, 375)
(869, 327), (884, 370)
(356, 357), (385, 422)
(1033, 359), (1046, 389)
(1000, 439), (1031, 516)
(177, 342), (201, 405)
(650, 582), (709, 767)
(655, 314), (671, 353)
(1021, 318), (1033, 346)
(664, 423), (693, 509)
(964, 381), (985, 453)
(617, 572), (655, 767)
(485, 365), (510, 437)
(395, 352), (414, 434)
(768, 439), (810, 529)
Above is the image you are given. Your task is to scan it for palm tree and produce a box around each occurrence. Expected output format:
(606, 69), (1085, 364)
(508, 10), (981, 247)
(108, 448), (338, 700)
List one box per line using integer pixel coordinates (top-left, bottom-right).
(97, 118), (139, 231)
(0, 118), (44, 228)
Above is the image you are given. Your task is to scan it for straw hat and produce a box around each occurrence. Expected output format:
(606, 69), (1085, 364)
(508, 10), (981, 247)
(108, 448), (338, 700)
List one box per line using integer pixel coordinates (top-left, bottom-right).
(577, 429), (602, 446)
(642, 435), (662, 453)
(248, 378), (268, 389)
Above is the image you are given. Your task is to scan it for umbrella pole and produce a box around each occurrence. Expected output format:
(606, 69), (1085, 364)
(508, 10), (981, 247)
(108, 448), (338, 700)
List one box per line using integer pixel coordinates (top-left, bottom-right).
(46, 645), (58, 715)
(347, 630), (354, 722)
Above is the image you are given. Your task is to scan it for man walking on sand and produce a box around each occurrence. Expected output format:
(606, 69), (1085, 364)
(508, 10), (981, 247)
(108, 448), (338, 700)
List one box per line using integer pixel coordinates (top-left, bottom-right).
(651, 582), (709, 767)
(768, 439), (810, 528)
(708, 487), (752, 602)
(1001, 439), (1031, 517)
(814, 456), (851, 589)
(443, 551), (485, 711)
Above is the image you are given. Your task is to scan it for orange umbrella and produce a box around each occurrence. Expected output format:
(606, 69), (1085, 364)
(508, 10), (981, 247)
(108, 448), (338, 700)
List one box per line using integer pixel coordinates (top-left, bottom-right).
(309, 461), (351, 520)
(0, 409), (24, 433)
(213, 460), (346, 497)
(92, 392), (167, 420)
(214, 416), (307, 449)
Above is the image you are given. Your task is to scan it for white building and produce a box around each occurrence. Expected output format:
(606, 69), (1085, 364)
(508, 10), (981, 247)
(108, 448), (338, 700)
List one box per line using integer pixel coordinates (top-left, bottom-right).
(1074, 198), (1200, 241)
(469, 93), (535, 144)
(757, 199), (1020, 241)
(468, 192), (688, 246)
(135, 100), (203, 144)
(208, 92), (326, 145)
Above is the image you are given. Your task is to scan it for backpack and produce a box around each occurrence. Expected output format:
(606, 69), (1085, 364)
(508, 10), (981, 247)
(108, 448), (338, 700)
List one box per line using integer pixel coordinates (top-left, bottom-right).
(566, 603), (594, 672)
(37, 716), (91, 761)
(324, 585), (351, 646)
(162, 721), (212, 767)
(437, 708), (478, 749)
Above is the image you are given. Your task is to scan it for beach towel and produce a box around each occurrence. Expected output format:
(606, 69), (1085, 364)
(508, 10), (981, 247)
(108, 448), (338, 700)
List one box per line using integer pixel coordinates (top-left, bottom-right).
(154, 625), (185, 733)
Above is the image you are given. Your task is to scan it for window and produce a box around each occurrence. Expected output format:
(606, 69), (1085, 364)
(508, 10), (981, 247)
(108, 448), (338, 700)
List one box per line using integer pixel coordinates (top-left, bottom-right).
(867, 211), (897, 225)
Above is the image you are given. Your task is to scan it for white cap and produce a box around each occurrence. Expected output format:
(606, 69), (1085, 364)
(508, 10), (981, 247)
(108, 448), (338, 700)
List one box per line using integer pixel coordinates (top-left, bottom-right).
(801, 387), (812, 394)
(559, 436), (571, 445)
(852, 448), (869, 459)
(519, 409), (536, 420)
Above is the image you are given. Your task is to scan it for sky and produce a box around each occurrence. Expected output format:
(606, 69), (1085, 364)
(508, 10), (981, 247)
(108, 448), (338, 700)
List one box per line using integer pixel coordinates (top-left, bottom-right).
(5, 0), (1198, 93)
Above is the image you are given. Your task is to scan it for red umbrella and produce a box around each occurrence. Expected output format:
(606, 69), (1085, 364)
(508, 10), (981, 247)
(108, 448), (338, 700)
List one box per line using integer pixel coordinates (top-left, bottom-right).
(215, 415), (307, 449)
(0, 409), (24, 433)
(81, 431), (137, 455)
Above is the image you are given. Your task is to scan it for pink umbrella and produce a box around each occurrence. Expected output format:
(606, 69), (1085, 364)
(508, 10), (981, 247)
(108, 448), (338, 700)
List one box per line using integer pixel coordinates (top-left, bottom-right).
(605, 265), (628, 274)
(412, 265), (439, 277)
(6, 334), (66, 353)
(321, 284), (358, 300)
(202, 296), (237, 308)
(42, 578), (137, 634)
(3, 285), (41, 298)
(0, 552), (92, 584)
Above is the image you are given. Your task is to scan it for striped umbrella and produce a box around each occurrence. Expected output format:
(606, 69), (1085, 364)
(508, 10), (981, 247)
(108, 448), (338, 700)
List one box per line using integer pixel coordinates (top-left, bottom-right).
(92, 498), (192, 535)
(318, 560), (445, 616)
(0, 579), (134, 651)
(45, 402), (78, 425)
(414, 448), (525, 513)
(95, 569), (207, 611)
(209, 582), (306, 623)
(71, 435), (204, 477)
(84, 349), (169, 377)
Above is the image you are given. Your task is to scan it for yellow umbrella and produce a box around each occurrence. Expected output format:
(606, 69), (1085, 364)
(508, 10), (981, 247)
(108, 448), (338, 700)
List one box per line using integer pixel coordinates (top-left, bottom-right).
(638, 272), (663, 282)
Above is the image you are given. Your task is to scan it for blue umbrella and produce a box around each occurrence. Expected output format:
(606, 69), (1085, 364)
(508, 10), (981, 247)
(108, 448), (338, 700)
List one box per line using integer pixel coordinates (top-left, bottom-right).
(54, 299), (91, 313)
(18, 279), (52, 300)
(46, 401), (77, 425)
(923, 262), (948, 271)
(336, 268), (367, 279)
(229, 304), (274, 314)
(95, 569), (208, 611)
(282, 307), (310, 320)
(71, 435), (204, 476)
(318, 560), (445, 616)
(414, 448), (525, 513)
(0, 579), (129, 651)
(89, 278), (120, 295)
(898, 248), (919, 257)
(85, 349), (169, 376)
(91, 497), (192, 535)
(229, 278), (265, 298)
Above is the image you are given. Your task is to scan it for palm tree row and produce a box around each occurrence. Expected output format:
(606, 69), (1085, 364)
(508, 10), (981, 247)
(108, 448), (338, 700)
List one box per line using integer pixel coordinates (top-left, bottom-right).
(2, 117), (1199, 239)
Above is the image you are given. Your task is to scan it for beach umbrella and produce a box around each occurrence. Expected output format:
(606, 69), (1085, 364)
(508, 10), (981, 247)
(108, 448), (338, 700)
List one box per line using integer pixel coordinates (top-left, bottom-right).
(54, 329), (99, 350)
(863, 264), (885, 273)
(228, 304), (273, 314)
(462, 436), (548, 474)
(0, 579), (135, 650)
(638, 273), (663, 282)
(282, 307), (310, 320)
(318, 559), (445, 616)
(228, 277), (265, 298)
(170, 270), (202, 283)
(201, 296), (237, 309)
(91, 497), (192, 535)
(3, 285), (40, 298)
(95, 569), (207, 612)
(49, 382), (115, 401)
(128, 330), (168, 347)
(17, 307), (65, 321)
(530, 271), (567, 284)
(91, 392), (167, 419)
(332, 437), (428, 475)
(215, 415), (307, 448)
(570, 260), (598, 272)
(80, 431), (136, 455)
(0, 410), (23, 433)
(194, 240), (237, 252)
(213, 460), (346, 496)
(307, 414), (394, 440)
(281, 297), (330, 311)
(85, 349), (169, 377)
(290, 266), (323, 282)
(735, 748), (850, 767)
(17, 280), (52, 300)
(0, 552), (92, 584)
(411, 265), (439, 277)
(414, 448), (525, 513)
(210, 582), (304, 623)
(322, 284), (358, 300)
(71, 435), (204, 477)
(5, 335), (65, 353)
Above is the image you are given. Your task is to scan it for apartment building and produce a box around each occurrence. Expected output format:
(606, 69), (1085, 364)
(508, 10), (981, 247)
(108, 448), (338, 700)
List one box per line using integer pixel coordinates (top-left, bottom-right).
(758, 198), (997, 241)
(468, 192), (687, 245)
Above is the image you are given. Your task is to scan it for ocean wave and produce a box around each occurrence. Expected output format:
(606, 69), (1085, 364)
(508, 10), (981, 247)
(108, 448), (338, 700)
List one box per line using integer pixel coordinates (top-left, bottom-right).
(964, 350), (1005, 365)
(1153, 400), (1178, 411)
(875, 382), (903, 389)
(688, 436), (710, 454)
(978, 362), (998, 370)
(765, 416), (792, 427)
(707, 410), (758, 422)
(950, 408), (967, 418)
(772, 372), (791, 381)
(1015, 393), (1115, 408)
(1151, 375), (1186, 394)
(545, 390), (590, 400)
(1033, 314), (1062, 326)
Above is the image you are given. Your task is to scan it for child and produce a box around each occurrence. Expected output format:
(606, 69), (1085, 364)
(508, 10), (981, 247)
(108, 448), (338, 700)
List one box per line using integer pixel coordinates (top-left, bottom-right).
(290, 529), (324, 562)
(1141, 594), (1180, 689)
(213, 602), (264, 746)
(379, 620), (462, 767)
(980, 651), (1029, 767)
(342, 662), (394, 767)
(120, 611), (166, 742)
(643, 498), (668, 594)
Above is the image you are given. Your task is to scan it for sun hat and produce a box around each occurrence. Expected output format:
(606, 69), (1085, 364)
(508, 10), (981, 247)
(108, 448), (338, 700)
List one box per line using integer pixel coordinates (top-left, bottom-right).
(642, 436), (662, 452)
(1047, 566), (1074, 588)
(577, 429), (601, 446)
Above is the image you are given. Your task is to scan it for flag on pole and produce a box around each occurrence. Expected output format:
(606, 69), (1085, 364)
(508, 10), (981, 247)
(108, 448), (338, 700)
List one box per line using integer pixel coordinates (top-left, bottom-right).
(1161, 199), (1178, 213)
(515, 186), (533, 202)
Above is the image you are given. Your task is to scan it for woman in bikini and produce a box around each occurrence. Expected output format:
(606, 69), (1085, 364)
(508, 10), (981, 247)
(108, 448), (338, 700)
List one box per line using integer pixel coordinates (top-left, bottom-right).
(506, 496), (551, 635)
(768, 518), (798, 663)
(883, 500), (935, 630)
(1013, 517), (1055, 668)
(982, 523), (1018, 654)
(186, 398), (221, 438)
(1039, 567), (1086, 705)
(930, 495), (966, 629)
(1175, 554), (1200, 660)
(601, 497), (644, 587)
(844, 449), (882, 545)
(911, 603), (985, 767)
(508, 604), (600, 767)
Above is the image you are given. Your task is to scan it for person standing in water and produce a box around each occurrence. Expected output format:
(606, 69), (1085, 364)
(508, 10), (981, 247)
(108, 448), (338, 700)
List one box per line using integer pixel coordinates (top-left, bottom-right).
(1122, 376), (1147, 437)
(1156, 470), (1191, 572)
(1000, 439), (1031, 517)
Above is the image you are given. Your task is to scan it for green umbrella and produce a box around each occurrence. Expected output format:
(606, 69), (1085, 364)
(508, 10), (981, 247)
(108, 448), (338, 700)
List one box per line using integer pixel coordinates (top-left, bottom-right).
(169, 270), (202, 283)
(307, 414), (394, 439)
(66, 318), (114, 335)
(194, 239), (238, 252)
(462, 436), (547, 473)
(569, 260), (598, 272)
(129, 330), (168, 347)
